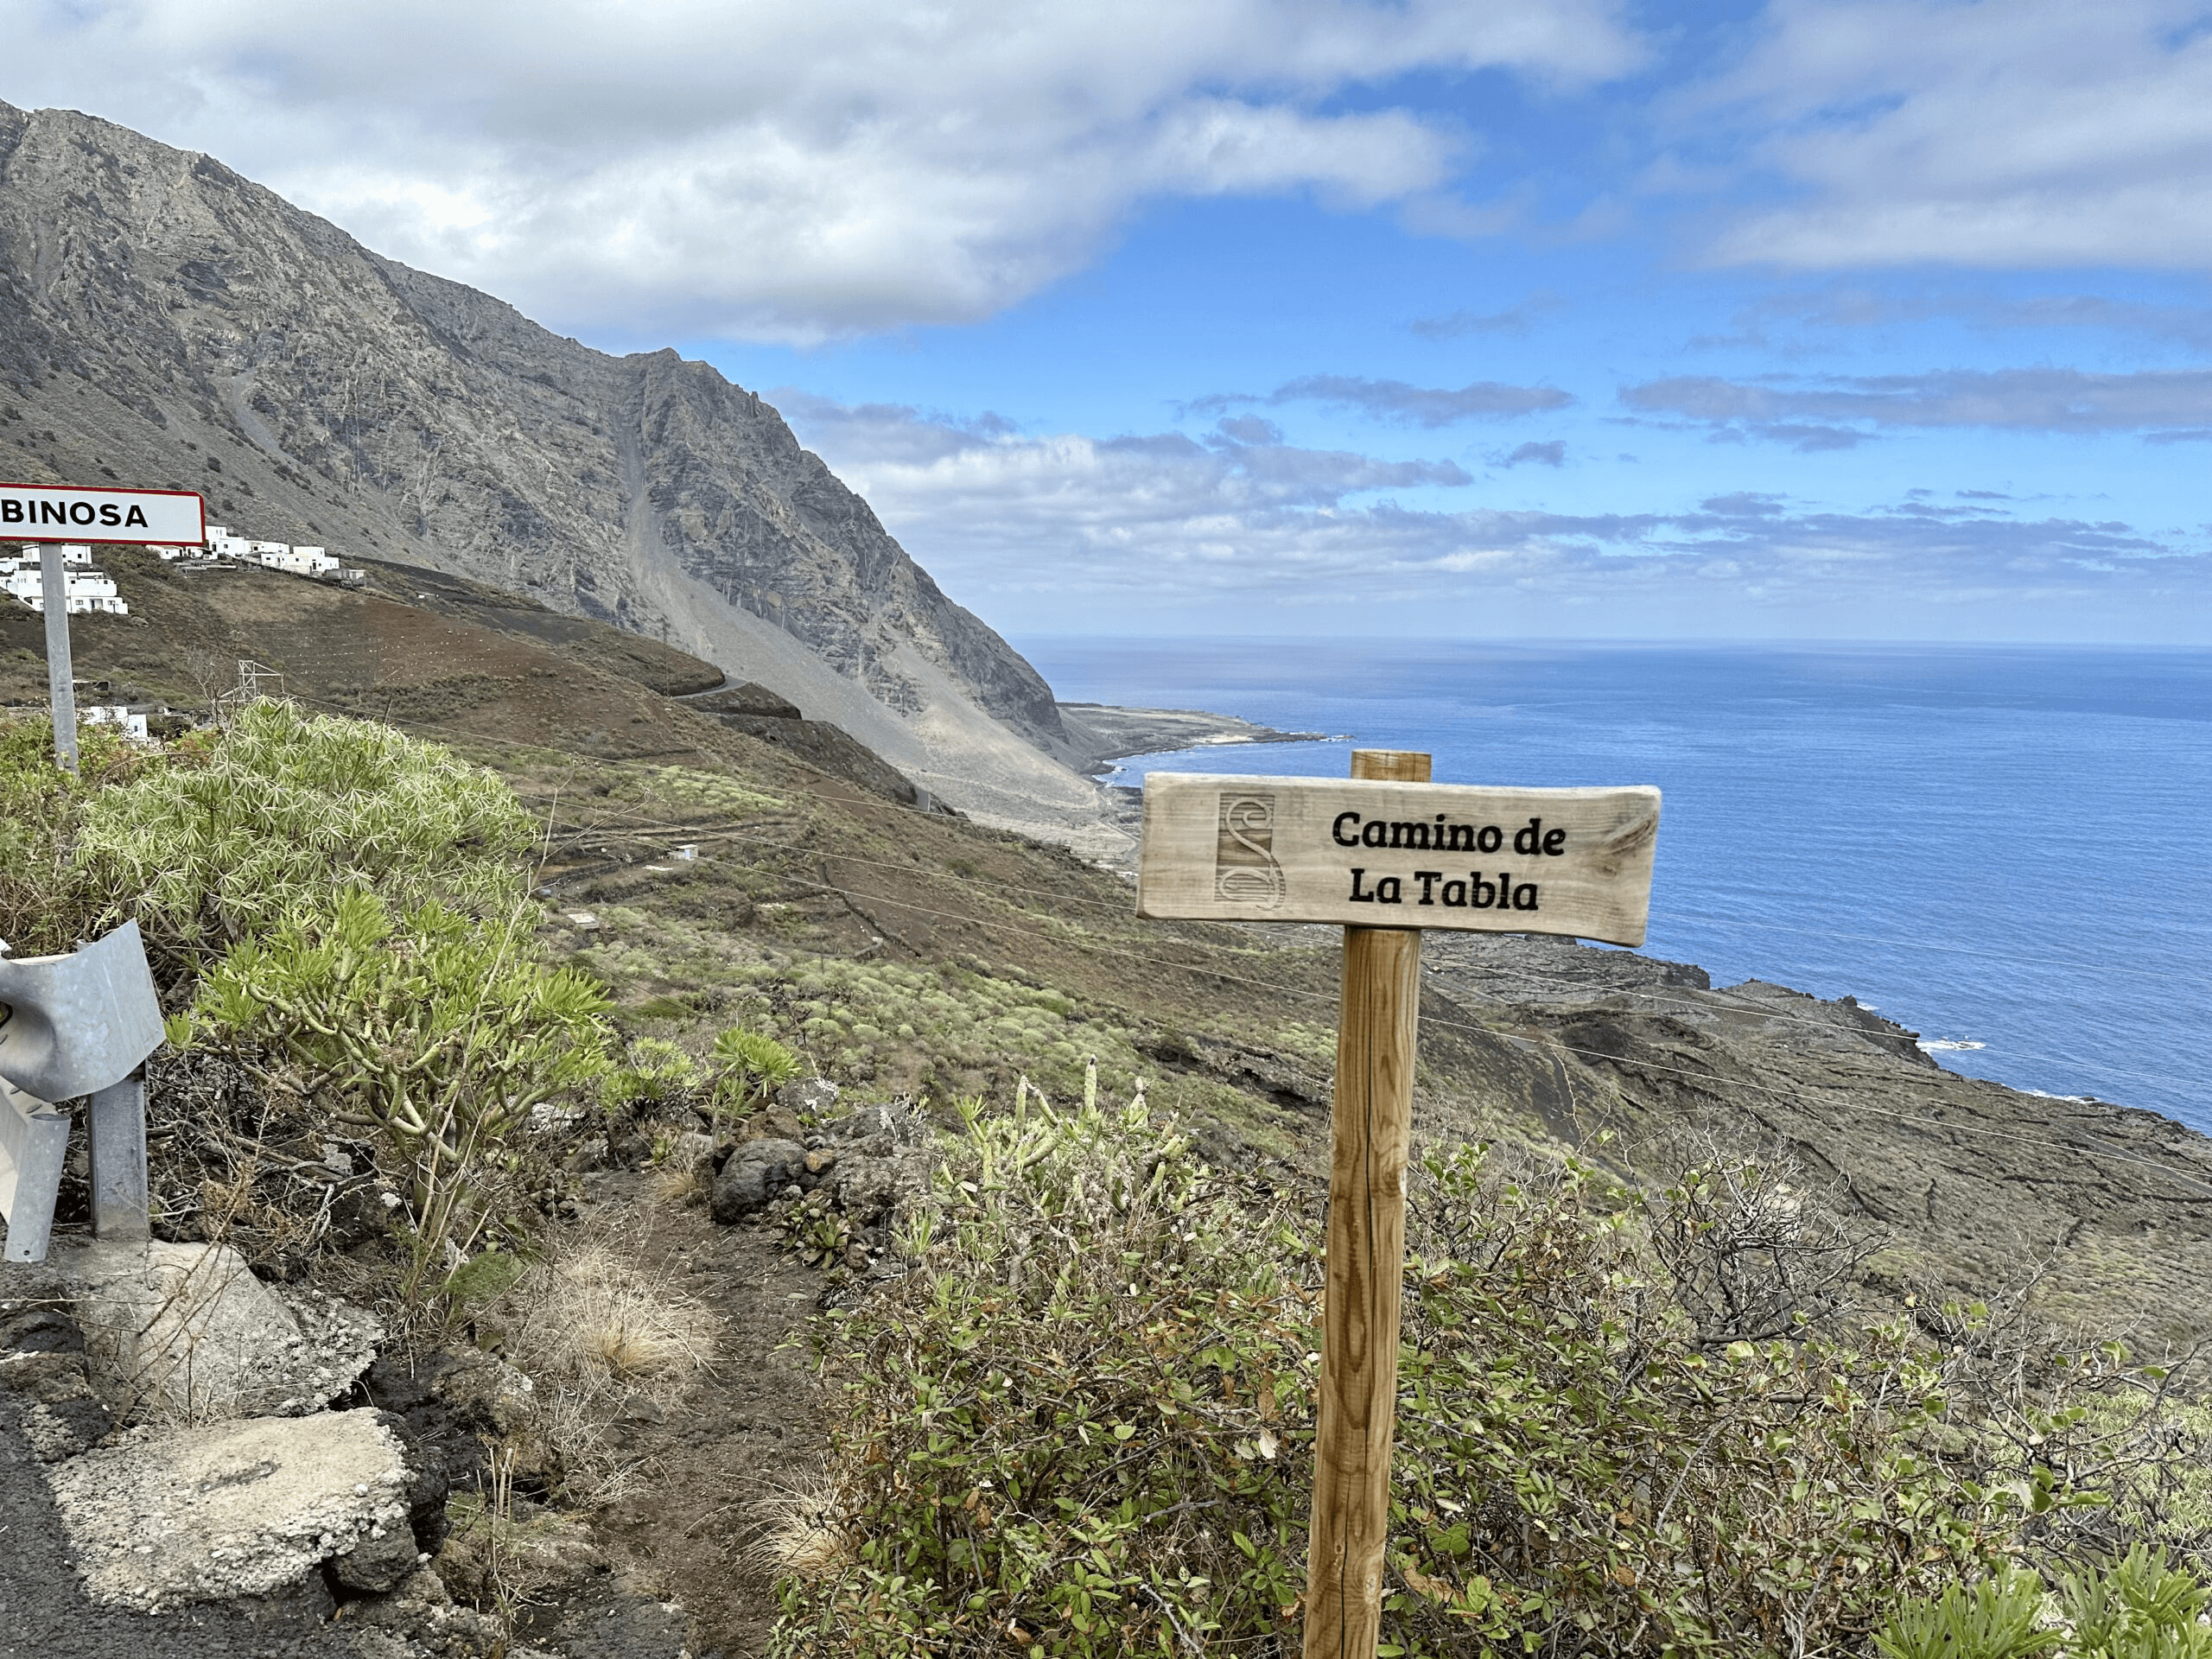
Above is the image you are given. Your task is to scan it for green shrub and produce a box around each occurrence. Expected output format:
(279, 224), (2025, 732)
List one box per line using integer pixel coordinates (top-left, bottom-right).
(3, 700), (531, 966)
(2055, 1548), (2212, 1659)
(1376, 1147), (2067, 1656)
(712, 1027), (803, 1115)
(1876, 1570), (2060, 1659)
(188, 888), (616, 1310)
(1876, 1552), (2212, 1659)
(779, 1116), (2204, 1657)
(74, 699), (534, 962)
(0, 715), (162, 956)
(601, 1035), (709, 1114)
(774, 1086), (1315, 1656)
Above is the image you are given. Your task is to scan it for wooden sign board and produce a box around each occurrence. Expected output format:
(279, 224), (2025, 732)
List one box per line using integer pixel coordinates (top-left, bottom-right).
(1136, 772), (1661, 946)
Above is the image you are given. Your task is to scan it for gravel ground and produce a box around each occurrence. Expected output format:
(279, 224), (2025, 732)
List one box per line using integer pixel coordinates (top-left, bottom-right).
(0, 1397), (359, 1659)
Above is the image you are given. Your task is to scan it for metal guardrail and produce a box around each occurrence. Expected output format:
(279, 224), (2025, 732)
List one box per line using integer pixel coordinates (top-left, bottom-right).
(0, 922), (163, 1263)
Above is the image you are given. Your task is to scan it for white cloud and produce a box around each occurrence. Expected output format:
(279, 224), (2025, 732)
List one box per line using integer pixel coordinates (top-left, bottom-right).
(5, 0), (1637, 340)
(1694, 0), (2212, 270)
(1623, 367), (2212, 437)
(772, 393), (2211, 632)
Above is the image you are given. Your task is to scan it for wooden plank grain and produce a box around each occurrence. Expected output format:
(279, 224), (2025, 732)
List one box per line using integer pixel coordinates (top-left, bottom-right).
(1304, 749), (1426, 1659)
(1136, 772), (1660, 944)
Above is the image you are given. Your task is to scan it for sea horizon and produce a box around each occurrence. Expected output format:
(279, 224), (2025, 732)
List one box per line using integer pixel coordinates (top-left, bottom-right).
(1016, 634), (2212, 1135)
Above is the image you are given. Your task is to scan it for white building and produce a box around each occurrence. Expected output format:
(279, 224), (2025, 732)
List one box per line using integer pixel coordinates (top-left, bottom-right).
(2, 562), (129, 615)
(199, 525), (343, 577)
(4, 543), (93, 572)
(204, 525), (256, 561)
(82, 704), (150, 741)
(261, 544), (339, 576)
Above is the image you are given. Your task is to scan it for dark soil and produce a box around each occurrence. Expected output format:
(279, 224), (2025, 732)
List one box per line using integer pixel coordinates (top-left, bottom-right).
(546, 1177), (827, 1659)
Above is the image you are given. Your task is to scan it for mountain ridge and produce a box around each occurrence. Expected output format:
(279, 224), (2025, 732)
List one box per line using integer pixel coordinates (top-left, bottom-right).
(0, 99), (1103, 830)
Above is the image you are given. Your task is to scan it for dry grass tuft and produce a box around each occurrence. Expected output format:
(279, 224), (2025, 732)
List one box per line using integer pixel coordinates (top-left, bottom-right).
(493, 1234), (721, 1497)
(741, 1472), (854, 1582)
(508, 1242), (716, 1386)
(650, 1160), (711, 1209)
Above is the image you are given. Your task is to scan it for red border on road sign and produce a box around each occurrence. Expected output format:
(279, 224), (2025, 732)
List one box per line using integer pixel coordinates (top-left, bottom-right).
(1, 482), (208, 546)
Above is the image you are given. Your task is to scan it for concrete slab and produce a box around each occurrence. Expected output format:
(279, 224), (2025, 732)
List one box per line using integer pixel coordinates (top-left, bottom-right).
(42, 1411), (414, 1611)
(51, 1240), (381, 1423)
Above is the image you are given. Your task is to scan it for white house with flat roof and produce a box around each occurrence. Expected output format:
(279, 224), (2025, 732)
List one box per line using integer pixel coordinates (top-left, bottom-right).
(4, 543), (93, 570)
(82, 704), (150, 741)
(198, 524), (344, 577)
(3, 559), (128, 614)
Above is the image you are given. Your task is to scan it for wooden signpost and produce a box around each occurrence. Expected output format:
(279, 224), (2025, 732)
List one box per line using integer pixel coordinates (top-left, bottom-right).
(1136, 752), (1660, 1656)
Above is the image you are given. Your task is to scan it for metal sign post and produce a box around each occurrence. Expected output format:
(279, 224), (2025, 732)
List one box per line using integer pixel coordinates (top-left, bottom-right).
(0, 921), (166, 1262)
(40, 543), (79, 770)
(0, 1077), (71, 1263)
(5, 482), (206, 771)
(1137, 753), (1661, 1656)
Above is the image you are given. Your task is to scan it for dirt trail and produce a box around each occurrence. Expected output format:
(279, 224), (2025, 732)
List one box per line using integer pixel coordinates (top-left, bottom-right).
(548, 1177), (830, 1658)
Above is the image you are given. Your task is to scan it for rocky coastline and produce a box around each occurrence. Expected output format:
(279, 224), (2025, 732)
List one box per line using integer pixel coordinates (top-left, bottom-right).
(1054, 701), (1337, 774)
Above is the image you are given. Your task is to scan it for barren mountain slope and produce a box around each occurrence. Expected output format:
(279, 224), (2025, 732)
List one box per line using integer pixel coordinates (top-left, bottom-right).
(0, 99), (1098, 826)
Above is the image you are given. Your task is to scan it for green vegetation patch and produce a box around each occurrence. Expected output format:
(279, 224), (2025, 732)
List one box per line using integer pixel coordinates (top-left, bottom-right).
(1, 700), (534, 965)
(780, 1098), (2212, 1656)
(608, 762), (785, 818)
(188, 886), (616, 1309)
(723, 953), (1148, 1102)
(84, 700), (536, 952)
(0, 701), (625, 1321)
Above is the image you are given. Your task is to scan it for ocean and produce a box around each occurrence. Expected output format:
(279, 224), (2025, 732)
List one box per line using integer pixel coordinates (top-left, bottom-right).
(1015, 638), (2212, 1135)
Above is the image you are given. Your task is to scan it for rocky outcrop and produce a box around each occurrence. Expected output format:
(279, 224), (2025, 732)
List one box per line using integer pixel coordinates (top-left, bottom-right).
(684, 680), (947, 807)
(0, 100), (1091, 819)
(710, 1139), (813, 1224)
(1418, 931), (2212, 1347)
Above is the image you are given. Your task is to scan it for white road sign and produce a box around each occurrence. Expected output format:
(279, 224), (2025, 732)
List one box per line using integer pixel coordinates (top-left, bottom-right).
(1, 482), (207, 545)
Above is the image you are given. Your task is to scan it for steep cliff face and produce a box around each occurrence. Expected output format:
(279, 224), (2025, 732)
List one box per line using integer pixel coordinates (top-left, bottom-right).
(0, 100), (1083, 811)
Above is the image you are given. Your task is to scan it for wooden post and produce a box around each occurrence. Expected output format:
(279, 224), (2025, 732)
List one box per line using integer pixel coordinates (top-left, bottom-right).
(41, 543), (78, 771)
(1304, 747), (1428, 1658)
(1134, 753), (1659, 1649)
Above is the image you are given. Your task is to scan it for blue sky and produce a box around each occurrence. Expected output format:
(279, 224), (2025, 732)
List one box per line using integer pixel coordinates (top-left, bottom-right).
(10, 0), (2212, 639)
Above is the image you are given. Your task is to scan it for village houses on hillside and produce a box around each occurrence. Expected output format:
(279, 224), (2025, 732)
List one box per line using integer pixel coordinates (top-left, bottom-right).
(3, 524), (365, 616)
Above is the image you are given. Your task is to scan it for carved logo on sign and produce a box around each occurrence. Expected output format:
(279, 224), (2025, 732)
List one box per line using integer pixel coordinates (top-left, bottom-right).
(1214, 792), (1285, 908)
